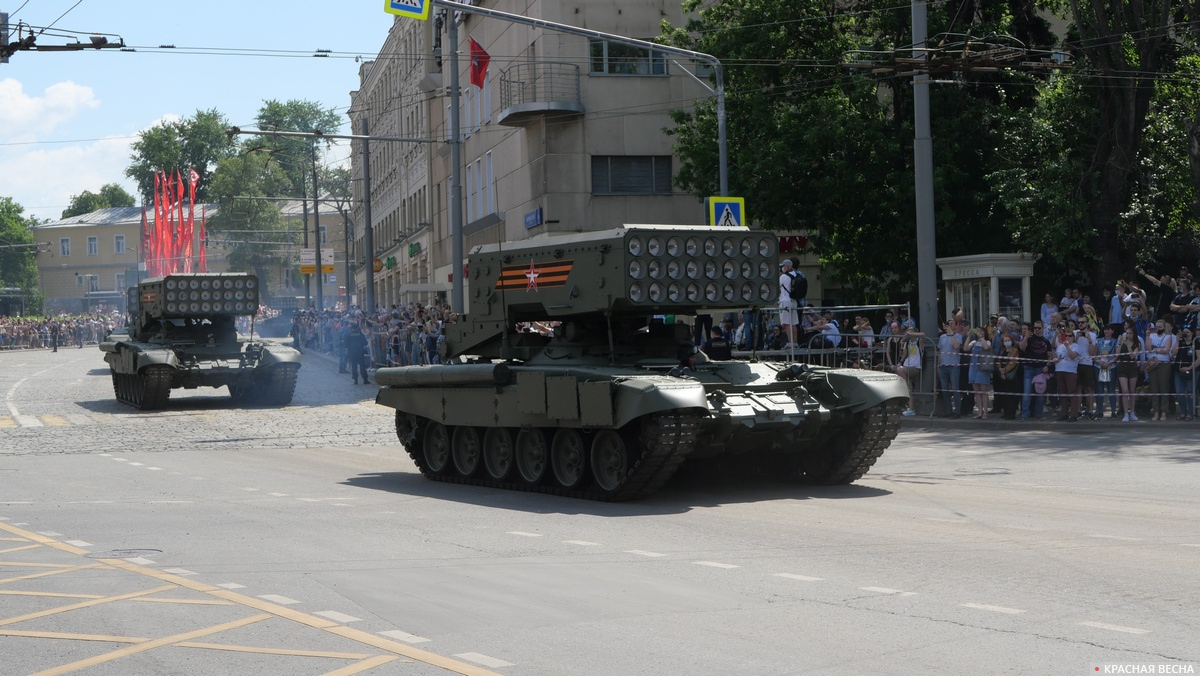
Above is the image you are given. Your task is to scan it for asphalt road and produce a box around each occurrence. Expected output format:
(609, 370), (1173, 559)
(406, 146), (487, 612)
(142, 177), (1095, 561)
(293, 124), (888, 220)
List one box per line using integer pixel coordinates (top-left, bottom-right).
(1, 345), (1197, 675)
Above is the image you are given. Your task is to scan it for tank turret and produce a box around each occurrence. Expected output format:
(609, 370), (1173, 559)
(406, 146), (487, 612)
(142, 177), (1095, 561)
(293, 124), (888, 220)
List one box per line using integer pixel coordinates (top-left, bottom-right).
(376, 225), (909, 501)
(449, 225), (779, 359)
(101, 273), (300, 409)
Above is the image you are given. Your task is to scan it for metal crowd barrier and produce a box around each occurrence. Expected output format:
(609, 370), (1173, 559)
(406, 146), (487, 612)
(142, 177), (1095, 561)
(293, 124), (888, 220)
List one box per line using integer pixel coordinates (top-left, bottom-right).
(928, 343), (1199, 421)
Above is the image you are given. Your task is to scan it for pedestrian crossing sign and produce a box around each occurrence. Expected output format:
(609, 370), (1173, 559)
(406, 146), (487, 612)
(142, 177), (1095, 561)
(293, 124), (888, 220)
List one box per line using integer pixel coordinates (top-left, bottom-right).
(708, 197), (745, 228)
(385, 0), (432, 21)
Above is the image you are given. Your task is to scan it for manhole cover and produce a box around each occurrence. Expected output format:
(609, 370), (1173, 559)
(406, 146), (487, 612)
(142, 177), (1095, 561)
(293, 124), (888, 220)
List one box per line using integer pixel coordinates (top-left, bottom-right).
(954, 467), (1011, 476)
(86, 548), (163, 559)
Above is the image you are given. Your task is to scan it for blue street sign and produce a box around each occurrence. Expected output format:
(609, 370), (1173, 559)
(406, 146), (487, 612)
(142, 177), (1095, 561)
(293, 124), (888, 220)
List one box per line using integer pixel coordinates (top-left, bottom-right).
(708, 197), (745, 228)
(385, 0), (432, 21)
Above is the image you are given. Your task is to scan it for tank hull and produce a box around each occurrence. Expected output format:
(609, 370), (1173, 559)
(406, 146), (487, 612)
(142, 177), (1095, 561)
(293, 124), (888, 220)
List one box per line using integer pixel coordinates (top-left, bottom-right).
(100, 333), (302, 409)
(375, 360), (909, 500)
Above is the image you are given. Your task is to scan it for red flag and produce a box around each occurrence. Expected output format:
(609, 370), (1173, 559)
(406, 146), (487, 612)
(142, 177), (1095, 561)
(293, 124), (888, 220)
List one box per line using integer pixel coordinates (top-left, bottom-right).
(184, 169), (198, 272)
(469, 37), (489, 89)
(152, 173), (163, 276)
(198, 205), (208, 273)
(175, 170), (186, 274)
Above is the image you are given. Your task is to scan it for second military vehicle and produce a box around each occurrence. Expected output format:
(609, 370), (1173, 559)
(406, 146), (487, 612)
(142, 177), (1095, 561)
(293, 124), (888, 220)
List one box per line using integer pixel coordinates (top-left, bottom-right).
(374, 225), (909, 501)
(100, 273), (301, 409)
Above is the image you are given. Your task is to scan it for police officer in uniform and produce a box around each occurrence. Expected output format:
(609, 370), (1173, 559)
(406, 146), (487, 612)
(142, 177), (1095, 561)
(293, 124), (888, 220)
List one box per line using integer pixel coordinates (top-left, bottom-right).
(702, 326), (733, 360)
(346, 322), (370, 384)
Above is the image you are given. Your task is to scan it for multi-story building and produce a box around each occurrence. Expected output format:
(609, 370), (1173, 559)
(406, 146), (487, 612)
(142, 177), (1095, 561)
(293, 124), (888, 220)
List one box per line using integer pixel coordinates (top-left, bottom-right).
(349, 0), (713, 310)
(32, 207), (165, 314)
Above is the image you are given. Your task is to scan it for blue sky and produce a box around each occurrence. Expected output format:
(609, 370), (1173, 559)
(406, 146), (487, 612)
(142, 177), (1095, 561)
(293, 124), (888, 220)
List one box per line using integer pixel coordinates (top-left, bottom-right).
(1, 0), (398, 221)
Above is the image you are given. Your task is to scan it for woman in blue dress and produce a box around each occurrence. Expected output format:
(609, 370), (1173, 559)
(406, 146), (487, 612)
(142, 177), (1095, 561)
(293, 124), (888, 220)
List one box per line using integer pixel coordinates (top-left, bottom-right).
(966, 327), (993, 419)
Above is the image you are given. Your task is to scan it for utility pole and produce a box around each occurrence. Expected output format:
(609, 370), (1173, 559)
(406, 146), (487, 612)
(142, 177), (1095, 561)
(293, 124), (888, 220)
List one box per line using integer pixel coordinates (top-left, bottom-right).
(359, 116), (376, 314)
(311, 142), (324, 312)
(446, 11), (464, 314)
(301, 199), (311, 309)
(911, 0), (937, 348)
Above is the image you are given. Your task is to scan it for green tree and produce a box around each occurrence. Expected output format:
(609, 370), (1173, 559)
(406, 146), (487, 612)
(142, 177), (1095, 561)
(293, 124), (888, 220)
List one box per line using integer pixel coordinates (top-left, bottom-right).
(0, 197), (46, 313)
(126, 109), (237, 204)
(205, 153), (296, 284)
(249, 99), (342, 199)
(1062, 0), (1177, 285)
(61, 183), (136, 219)
(661, 0), (1043, 300)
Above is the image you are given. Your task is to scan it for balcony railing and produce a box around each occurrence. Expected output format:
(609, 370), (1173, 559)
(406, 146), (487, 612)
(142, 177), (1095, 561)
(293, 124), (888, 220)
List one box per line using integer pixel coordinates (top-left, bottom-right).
(497, 61), (584, 126)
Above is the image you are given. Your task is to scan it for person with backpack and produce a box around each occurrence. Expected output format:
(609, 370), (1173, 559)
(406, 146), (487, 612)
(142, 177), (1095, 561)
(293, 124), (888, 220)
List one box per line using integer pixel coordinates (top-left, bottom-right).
(778, 258), (807, 348)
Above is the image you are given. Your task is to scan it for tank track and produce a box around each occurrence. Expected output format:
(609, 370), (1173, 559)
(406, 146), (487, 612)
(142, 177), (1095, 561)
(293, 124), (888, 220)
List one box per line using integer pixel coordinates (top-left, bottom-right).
(799, 403), (903, 485)
(111, 365), (172, 410)
(259, 364), (300, 406)
(396, 411), (701, 501)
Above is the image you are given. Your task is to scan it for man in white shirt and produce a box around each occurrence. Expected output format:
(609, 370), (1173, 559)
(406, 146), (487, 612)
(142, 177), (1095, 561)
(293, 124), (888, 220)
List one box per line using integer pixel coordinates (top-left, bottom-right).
(778, 259), (799, 347)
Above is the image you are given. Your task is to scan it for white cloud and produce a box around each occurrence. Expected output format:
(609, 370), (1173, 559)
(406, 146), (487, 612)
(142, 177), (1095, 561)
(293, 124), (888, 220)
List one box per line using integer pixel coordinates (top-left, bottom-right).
(0, 78), (100, 140)
(0, 137), (137, 222)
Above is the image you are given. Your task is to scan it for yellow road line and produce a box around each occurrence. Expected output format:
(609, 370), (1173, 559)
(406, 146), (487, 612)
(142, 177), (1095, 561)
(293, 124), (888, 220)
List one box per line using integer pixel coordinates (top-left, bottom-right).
(324, 626), (502, 676)
(0, 416), (15, 428)
(0, 629), (145, 644)
(0, 584), (175, 627)
(100, 558), (220, 592)
(0, 563), (106, 584)
(0, 522), (503, 676)
(40, 414), (69, 427)
(0, 560), (77, 568)
(323, 654), (402, 675)
(178, 641), (374, 659)
(207, 589), (339, 628)
(0, 630), (376, 660)
(31, 613), (273, 676)
(0, 522), (90, 555)
(0, 590), (105, 599)
(0, 537), (30, 542)
(0, 544), (42, 555)
(130, 596), (235, 606)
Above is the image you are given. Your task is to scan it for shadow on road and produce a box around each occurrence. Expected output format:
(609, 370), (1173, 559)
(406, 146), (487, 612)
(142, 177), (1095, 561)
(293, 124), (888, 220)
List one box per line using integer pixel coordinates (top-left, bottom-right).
(343, 463), (892, 517)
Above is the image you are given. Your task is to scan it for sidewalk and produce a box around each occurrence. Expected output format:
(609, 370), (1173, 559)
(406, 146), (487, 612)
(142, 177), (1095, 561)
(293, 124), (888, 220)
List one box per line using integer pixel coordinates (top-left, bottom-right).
(900, 411), (1197, 431)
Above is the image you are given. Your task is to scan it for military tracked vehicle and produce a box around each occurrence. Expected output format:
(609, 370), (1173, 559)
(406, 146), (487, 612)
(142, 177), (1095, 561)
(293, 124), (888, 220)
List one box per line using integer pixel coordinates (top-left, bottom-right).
(374, 225), (909, 501)
(100, 273), (301, 410)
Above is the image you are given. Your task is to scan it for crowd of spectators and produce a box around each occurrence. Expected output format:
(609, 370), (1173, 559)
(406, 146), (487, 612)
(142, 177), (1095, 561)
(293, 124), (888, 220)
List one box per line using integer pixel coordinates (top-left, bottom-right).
(284, 302), (459, 370)
(934, 267), (1199, 422)
(0, 312), (124, 351)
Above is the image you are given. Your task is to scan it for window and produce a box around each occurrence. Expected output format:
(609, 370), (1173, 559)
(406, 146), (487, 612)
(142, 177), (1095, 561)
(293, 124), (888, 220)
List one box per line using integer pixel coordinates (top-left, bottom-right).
(76, 275), (84, 287)
(114, 235), (126, 254)
(485, 152), (495, 214)
(60, 238), (71, 257)
(589, 39), (667, 76)
(465, 162), (475, 222)
(591, 156), (673, 195)
(115, 273), (125, 291)
(319, 224), (327, 245)
(87, 236), (98, 256)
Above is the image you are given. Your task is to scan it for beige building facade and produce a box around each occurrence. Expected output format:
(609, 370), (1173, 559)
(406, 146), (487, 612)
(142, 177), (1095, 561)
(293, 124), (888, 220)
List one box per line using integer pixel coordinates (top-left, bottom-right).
(349, 0), (713, 311)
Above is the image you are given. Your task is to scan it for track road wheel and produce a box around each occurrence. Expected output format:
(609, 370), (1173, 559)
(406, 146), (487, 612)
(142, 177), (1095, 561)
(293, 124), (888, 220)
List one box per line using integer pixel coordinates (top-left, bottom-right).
(482, 428), (514, 481)
(395, 412), (424, 448)
(800, 404), (902, 485)
(515, 428), (549, 485)
(138, 366), (172, 410)
(451, 426), (482, 478)
(590, 430), (631, 494)
(550, 429), (588, 490)
(262, 364), (300, 406)
(422, 422), (451, 475)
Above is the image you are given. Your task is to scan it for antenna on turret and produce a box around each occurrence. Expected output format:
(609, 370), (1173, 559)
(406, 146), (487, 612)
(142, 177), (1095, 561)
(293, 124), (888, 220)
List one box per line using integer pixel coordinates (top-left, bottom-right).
(496, 226), (513, 363)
